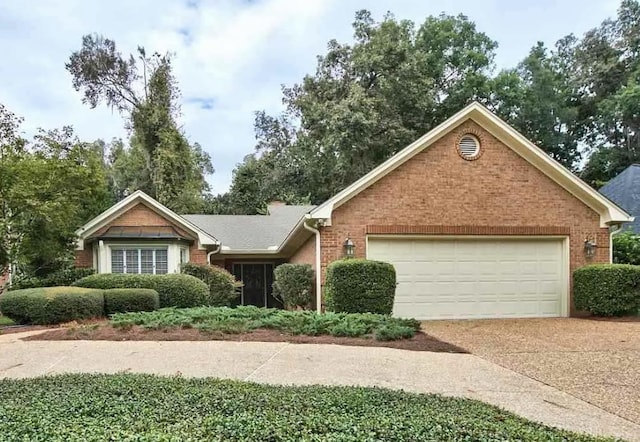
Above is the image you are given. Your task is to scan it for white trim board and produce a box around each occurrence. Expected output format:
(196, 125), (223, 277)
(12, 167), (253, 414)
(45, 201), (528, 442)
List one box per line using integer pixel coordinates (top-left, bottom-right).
(310, 102), (632, 228)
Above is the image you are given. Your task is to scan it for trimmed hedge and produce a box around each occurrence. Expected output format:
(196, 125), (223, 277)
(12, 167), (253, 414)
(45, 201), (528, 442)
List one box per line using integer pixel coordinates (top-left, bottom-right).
(181, 263), (239, 306)
(104, 289), (160, 315)
(272, 263), (314, 309)
(9, 268), (95, 291)
(613, 231), (640, 265)
(573, 264), (640, 316)
(324, 259), (396, 315)
(73, 273), (209, 308)
(0, 286), (104, 325)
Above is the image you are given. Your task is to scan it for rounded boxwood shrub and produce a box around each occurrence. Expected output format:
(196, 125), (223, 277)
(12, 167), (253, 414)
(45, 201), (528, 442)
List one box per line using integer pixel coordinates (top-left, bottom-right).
(272, 263), (314, 309)
(104, 289), (160, 315)
(73, 273), (208, 308)
(158, 274), (209, 308)
(324, 259), (396, 315)
(181, 263), (239, 306)
(573, 264), (640, 316)
(0, 286), (104, 325)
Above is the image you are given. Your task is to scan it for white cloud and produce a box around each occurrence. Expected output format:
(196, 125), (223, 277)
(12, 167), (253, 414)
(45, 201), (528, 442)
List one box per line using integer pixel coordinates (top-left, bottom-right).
(0, 0), (619, 195)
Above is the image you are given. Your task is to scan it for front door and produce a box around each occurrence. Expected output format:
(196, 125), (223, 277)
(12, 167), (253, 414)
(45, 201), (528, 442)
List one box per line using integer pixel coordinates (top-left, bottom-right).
(232, 263), (282, 308)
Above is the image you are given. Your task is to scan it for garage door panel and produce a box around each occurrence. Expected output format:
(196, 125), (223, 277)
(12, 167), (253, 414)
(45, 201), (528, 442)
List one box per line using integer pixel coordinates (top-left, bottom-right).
(368, 237), (565, 320)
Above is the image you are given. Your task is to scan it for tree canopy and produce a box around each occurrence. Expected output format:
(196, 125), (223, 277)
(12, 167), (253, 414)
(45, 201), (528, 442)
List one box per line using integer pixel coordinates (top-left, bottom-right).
(0, 105), (111, 277)
(67, 35), (213, 213)
(211, 2), (640, 214)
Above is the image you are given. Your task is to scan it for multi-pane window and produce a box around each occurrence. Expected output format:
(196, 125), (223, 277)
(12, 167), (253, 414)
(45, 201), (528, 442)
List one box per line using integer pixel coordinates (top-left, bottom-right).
(155, 249), (168, 274)
(111, 249), (125, 273)
(111, 248), (169, 274)
(140, 249), (154, 274)
(126, 250), (138, 274)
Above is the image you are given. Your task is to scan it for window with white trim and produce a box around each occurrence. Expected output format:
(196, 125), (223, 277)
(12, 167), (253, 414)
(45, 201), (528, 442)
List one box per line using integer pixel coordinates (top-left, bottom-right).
(111, 247), (169, 274)
(179, 247), (188, 266)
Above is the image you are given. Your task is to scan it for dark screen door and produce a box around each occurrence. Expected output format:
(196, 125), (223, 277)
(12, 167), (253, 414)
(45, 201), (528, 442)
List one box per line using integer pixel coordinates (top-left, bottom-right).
(232, 263), (281, 308)
(240, 264), (266, 307)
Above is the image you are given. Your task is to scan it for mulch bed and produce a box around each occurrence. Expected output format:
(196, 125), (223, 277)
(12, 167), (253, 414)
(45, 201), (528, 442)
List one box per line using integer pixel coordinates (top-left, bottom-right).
(25, 324), (467, 353)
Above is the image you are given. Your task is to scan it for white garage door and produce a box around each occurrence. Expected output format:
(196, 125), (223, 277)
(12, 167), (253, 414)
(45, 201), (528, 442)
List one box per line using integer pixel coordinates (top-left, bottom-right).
(368, 237), (566, 320)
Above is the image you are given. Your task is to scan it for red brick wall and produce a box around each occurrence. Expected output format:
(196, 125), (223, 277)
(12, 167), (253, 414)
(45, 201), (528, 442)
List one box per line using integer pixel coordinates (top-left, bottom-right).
(75, 247), (93, 268)
(97, 203), (173, 229)
(319, 120), (610, 312)
(289, 236), (316, 269)
(190, 248), (208, 265)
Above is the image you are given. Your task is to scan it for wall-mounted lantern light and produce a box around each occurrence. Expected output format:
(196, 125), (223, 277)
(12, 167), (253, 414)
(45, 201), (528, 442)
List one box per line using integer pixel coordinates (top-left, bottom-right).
(584, 236), (597, 258)
(343, 236), (355, 258)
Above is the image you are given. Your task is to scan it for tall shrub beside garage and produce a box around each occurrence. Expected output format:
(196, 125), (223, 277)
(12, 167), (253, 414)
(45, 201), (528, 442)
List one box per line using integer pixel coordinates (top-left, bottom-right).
(324, 259), (396, 314)
(573, 264), (640, 316)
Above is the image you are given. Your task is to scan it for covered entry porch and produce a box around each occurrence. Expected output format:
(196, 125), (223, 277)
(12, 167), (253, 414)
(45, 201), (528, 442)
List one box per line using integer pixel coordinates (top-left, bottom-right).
(211, 259), (283, 309)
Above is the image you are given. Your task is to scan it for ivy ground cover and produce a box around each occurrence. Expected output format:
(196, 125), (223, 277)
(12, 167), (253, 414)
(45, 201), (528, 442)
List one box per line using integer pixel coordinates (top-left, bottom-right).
(0, 374), (611, 441)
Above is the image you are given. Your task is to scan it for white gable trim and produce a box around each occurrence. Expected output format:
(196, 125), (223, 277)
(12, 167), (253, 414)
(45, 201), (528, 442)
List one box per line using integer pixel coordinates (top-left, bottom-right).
(310, 102), (633, 228)
(75, 191), (219, 250)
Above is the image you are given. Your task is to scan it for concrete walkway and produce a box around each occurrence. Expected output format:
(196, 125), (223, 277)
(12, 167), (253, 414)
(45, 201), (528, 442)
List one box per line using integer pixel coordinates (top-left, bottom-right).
(1, 331), (639, 441)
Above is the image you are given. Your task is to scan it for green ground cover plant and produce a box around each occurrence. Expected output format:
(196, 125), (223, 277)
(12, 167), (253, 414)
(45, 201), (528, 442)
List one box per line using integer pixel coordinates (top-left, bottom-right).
(0, 374), (610, 441)
(110, 305), (421, 341)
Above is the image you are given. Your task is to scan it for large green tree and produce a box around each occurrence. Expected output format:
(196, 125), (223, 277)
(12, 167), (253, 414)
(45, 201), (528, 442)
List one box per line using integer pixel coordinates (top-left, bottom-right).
(214, 11), (497, 214)
(490, 38), (583, 170)
(0, 104), (111, 278)
(212, 3), (640, 213)
(67, 35), (213, 213)
(577, 0), (640, 187)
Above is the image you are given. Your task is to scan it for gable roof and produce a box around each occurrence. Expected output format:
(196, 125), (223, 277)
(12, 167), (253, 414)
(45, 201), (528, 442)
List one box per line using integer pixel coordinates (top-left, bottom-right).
(599, 164), (640, 233)
(310, 101), (633, 228)
(184, 204), (315, 252)
(75, 191), (219, 250)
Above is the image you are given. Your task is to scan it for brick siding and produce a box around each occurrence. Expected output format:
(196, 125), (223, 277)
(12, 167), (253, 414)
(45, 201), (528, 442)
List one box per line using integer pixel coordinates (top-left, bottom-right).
(288, 236), (316, 270)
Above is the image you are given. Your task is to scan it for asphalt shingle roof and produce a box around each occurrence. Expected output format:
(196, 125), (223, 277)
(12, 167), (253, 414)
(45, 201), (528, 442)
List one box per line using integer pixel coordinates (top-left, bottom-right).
(599, 164), (640, 233)
(183, 204), (315, 251)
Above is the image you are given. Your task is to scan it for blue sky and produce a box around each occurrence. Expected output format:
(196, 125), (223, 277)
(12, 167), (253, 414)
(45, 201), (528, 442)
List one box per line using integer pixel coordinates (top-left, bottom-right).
(0, 0), (619, 194)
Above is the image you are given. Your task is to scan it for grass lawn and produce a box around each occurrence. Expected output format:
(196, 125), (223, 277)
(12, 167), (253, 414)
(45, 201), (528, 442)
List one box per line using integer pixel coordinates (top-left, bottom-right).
(110, 305), (421, 341)
(0, 374), (611, 441)
(0, 315), (15, 326)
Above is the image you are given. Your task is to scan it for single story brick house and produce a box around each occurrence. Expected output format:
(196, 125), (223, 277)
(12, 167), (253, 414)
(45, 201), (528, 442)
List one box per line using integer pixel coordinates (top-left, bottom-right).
(75, 102), (633, 319)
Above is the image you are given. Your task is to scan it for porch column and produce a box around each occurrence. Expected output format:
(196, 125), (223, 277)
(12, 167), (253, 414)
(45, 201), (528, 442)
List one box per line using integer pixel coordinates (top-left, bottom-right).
(98, 240), (108, 273)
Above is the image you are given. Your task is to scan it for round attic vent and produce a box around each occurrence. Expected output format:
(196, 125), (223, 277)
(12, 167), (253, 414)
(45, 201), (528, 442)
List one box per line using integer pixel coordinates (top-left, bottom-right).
(457, 134), (481, 160)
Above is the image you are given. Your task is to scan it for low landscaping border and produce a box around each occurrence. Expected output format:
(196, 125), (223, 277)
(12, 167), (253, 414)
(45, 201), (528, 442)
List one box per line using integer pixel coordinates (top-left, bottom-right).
(25, 306), (467, 352)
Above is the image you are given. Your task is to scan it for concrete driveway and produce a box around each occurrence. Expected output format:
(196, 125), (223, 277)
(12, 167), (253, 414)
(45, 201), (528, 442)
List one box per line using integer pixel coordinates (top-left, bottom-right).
(1, 330), (639, 441)
(422, 318), (640, 426)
